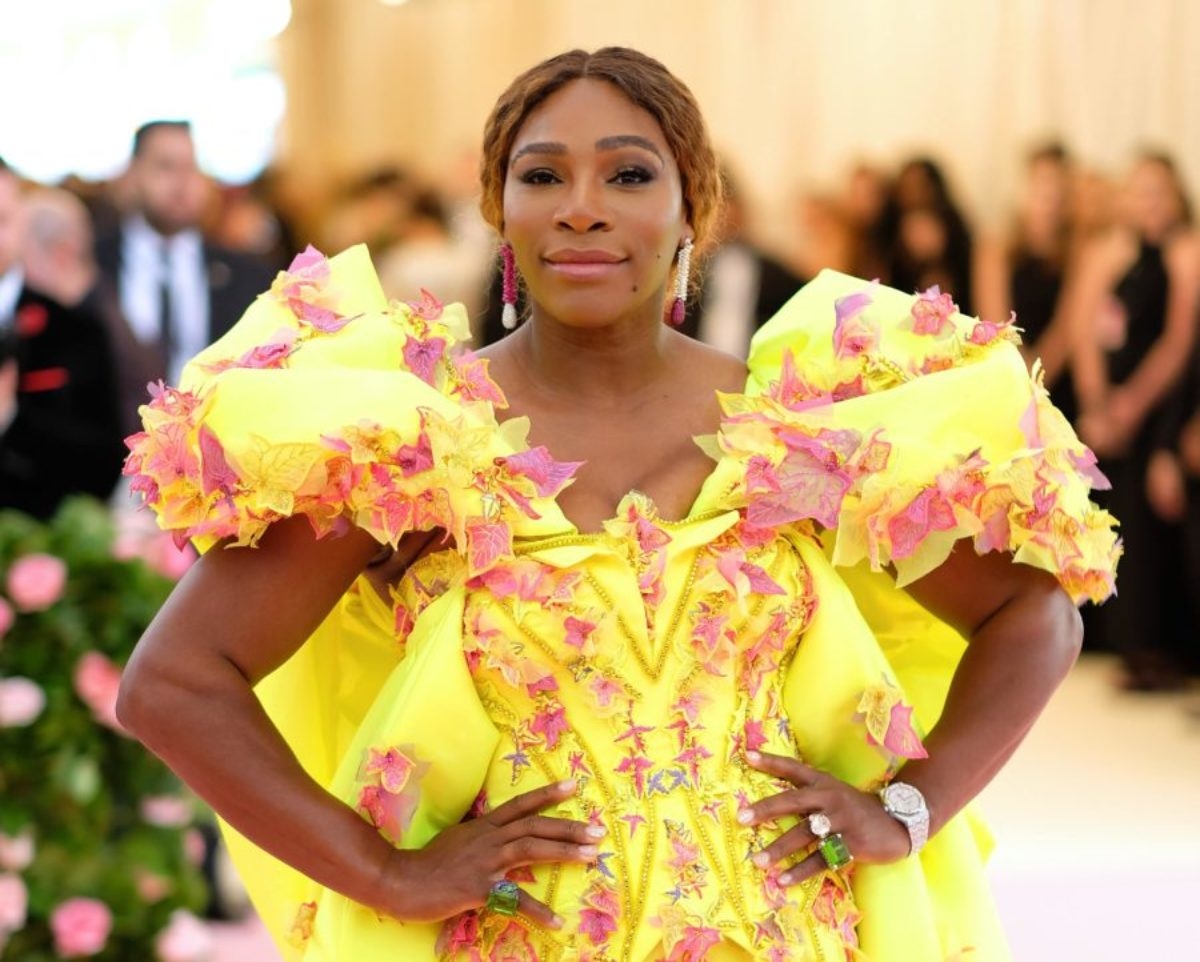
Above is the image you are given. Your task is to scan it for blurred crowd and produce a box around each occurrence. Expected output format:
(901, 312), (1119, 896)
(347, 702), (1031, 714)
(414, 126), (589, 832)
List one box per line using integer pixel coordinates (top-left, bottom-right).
(1, 121), (1199, 695)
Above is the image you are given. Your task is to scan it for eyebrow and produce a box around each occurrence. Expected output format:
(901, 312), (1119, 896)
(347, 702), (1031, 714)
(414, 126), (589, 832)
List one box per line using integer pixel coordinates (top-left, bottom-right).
(510, 135), (665, 166)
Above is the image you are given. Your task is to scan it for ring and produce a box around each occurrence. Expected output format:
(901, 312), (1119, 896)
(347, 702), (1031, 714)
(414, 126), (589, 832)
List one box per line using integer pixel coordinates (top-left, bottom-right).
(807, 812), (832, 839)
(817, 832), (854, 871)
(485, 879), (521, 916)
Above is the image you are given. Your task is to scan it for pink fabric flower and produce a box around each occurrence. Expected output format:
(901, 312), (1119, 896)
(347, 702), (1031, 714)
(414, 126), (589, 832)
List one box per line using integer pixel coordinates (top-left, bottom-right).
(0, 598), (13, 640)
(73, 652), (126, 734)
(50, 897), (112, 958)
(0, 873), (28, 933)
(0, 830), (33, 872)
(6, 553), (67, 611)
(140, 796), (193, 828)
(155, 909), (214, 962)
(0, 677), (46, 727)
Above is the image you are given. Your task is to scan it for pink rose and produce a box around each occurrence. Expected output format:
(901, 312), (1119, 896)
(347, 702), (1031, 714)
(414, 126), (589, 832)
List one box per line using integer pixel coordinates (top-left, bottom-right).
(6, 553), (67, 611)
(0, 677), (46, 727)
(182, 830), (206, 867)
(50, 898), (112, 958)
(0, 830), (33, 872)
(73, 652), (126, 734)
(0, 598), (13, 640)
(146, 535), (196, 581)
(134, 869), (173, 904)
(0, 874), (28, 933)
(140, 796), (193, 828)
(155, 909), (214, 962)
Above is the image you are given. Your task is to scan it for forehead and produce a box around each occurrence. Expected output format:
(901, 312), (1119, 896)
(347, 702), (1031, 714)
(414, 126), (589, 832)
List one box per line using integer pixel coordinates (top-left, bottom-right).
(511, 78), (671, 157)
(139, 127), (195, 161)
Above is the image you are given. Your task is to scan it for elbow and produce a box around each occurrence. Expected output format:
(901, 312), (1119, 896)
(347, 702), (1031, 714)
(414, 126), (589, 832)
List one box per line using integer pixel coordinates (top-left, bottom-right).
(1044, 587), (1085, 679)
(115, 648), (168, 742)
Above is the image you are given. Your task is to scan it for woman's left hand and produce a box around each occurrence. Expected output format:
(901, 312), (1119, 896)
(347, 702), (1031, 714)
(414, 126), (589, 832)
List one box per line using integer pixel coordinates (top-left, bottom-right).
(738, 751), (912, 885)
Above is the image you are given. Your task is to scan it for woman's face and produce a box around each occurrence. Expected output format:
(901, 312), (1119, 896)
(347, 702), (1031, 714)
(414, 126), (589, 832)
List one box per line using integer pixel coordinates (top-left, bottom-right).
(1124, 160), (1183, 240)
(502, 78), (690, 328)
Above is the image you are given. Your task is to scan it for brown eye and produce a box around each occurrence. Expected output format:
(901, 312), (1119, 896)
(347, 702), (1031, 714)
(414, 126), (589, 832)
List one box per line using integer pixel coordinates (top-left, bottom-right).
(611, 166), (654, 186)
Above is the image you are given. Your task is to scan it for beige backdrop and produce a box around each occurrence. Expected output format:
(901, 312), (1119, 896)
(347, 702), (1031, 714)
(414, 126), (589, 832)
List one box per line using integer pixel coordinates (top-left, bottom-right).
(277, 0), (1200, 249)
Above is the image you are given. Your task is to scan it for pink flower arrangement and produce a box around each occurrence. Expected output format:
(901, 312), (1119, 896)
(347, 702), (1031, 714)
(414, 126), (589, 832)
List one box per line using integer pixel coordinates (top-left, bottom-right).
(73, 652), (126, 733)
(154, 909), (213, 962)
(0, 677), (46, 727)
(6, 553), (67, 611)
(49, 897), (112, 958)
(0, 874), (28, 934)
(0, 829), (33, 872)
(140, 795), (193, 828)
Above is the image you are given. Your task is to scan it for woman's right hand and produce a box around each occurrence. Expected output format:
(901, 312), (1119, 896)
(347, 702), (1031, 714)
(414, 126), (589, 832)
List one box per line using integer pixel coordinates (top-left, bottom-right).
(378, 778), (601, 928)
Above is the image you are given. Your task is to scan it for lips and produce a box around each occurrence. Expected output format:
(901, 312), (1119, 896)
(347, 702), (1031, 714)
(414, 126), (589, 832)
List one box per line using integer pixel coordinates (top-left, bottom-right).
(543, 249), (626, 279)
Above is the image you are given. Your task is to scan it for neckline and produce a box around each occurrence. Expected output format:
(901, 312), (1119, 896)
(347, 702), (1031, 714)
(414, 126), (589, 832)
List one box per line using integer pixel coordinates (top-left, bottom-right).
(494, 368), (752, 539)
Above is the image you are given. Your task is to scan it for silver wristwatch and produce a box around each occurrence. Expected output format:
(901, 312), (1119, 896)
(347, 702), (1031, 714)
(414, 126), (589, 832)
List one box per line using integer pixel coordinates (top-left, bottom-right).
(879, 782), (929, 856)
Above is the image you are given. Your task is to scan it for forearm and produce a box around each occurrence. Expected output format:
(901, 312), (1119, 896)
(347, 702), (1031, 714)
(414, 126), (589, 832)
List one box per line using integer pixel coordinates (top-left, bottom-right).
(119, 646), (396, 912)
(895, 582), (1082, 835)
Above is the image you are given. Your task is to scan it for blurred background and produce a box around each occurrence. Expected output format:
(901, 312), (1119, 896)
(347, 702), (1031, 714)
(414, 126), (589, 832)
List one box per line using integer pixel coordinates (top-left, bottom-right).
(2, 1), (1199, 960)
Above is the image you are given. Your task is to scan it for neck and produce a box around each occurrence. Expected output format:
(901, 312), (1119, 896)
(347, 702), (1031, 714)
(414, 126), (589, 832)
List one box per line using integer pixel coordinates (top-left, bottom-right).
(508, 304), (676, 403)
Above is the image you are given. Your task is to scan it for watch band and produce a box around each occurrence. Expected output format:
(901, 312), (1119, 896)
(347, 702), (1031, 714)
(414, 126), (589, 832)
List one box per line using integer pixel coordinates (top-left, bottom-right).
(879, 781), (930, 855)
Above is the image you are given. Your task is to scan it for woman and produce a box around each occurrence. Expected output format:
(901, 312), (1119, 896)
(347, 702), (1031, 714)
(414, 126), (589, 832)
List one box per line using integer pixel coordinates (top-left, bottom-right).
(975, 143), (1077, 424)
(1070, 151), (1200, 688)
(118, 49), (1116, 961)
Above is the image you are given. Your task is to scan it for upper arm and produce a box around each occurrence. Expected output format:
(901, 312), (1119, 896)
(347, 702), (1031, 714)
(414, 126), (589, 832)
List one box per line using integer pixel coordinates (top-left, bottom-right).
(129, 516), (382, 688)
(902, 544), (1071, 640)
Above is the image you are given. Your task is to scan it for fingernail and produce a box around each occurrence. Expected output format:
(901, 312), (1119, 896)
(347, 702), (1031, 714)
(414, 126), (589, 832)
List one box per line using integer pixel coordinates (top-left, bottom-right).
(586, 825), (608, 839)
(753, 851), (770, 868)
(550, 915), (565, 929)
(558, 779), (577, 792)
(746, 751), (762, 764)
(779, 872), (793, 885)
(579, 845), (598, 858)
(736, 809), (753, 825)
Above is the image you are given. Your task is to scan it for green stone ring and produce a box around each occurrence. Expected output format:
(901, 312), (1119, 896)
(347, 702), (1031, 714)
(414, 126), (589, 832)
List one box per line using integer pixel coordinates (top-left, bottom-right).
(817, 832), (854, 871)
(486, 879), (521, 916)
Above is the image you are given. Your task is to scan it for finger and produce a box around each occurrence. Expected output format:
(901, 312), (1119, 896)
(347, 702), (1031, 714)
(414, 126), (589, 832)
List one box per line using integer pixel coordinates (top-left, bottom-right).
(738, 787), (825, 827)
(746, 751), (820, 787)
(778, 850), (830, 886)
(497, 815), (606, 846)
(516, 890), (564, 931)
(487, 780), (577, 827)
(752, 824), (817, 869)
(496, 836), (599, 870)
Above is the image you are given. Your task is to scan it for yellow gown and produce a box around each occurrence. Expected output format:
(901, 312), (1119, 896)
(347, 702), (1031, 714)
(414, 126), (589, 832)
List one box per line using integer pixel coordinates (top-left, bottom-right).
(126, 247), (1118, 962)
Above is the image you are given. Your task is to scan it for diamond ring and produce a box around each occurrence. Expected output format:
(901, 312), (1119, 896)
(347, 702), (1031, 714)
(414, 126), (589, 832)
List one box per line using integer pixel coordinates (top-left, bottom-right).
(807, 812), (832, 839)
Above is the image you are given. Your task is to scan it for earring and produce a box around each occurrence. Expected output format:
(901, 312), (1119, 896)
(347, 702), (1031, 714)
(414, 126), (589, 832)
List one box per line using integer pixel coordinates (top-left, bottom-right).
(669, 238), (693, 326)
(500, 243), (518, 330)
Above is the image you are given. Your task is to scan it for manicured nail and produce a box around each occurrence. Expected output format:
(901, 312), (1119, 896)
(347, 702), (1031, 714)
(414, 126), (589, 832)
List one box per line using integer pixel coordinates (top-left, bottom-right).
(736, 809), (753, 825)
(579, 845), (598, 857)
(779, 872), (793, 885)
(558, 779), (577, 792)
(746, 751), (762, 764)
(550, 914), (565, 929)
(753, 851), (770, 868)
(586, 825), (608, 839)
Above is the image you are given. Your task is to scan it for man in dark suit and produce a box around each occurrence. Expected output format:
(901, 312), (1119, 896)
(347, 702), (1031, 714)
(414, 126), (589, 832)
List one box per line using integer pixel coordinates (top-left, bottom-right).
(0, 159), (125, 518)
(95, 120), (274, 434)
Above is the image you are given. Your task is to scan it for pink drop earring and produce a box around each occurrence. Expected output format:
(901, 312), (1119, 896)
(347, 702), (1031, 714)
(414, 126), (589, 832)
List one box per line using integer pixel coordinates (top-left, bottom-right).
(669, 238), (693, 326)
(501, 244), (518, 330)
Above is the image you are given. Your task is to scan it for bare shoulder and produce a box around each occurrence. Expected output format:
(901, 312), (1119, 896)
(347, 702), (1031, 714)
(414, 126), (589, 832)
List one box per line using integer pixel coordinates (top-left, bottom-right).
(1165, 229), (1200, 275)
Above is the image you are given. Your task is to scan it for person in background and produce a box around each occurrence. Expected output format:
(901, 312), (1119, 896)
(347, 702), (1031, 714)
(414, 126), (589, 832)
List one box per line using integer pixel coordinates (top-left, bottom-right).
(975, 143), (1077, 423)
(1070, 150), (1200, 689)
(0, 159), (124, 518)
(885, 157), (975, 312)
(94, 120), (274, 424)
(841, 162), (892, 281)
(684, 166), (803, 358)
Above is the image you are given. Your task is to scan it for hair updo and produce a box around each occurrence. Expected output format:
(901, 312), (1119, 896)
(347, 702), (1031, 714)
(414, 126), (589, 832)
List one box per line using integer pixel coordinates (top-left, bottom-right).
(479, 47), (723, 254)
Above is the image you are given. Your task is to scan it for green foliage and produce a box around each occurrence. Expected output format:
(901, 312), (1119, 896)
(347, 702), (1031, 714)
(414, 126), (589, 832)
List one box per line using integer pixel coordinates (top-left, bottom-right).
(0, 499), (206, 960)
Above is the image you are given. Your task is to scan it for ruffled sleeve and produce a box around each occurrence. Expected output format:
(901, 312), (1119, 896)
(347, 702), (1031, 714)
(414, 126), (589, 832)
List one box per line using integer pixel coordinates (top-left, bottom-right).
(726, 270), (1120, 604)
(123, 245), (579, 571)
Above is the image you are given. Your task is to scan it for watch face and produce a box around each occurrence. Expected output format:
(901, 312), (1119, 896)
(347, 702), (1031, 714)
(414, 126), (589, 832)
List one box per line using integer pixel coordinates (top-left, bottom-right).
(883, 783), (924, 817)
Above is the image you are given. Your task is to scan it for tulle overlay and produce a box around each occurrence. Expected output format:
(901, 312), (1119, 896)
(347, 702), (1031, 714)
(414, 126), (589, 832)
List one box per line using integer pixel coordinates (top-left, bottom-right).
(125, 247), (1118, 962)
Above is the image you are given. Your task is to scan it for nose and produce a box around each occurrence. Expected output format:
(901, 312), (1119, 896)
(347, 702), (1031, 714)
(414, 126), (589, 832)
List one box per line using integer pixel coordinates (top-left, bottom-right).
(555, 178), (611, 233)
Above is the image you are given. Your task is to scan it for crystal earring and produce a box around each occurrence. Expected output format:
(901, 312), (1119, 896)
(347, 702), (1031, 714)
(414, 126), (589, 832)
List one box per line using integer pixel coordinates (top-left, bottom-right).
(669, 238), (693, 326)
(500, 244), (519, 330)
